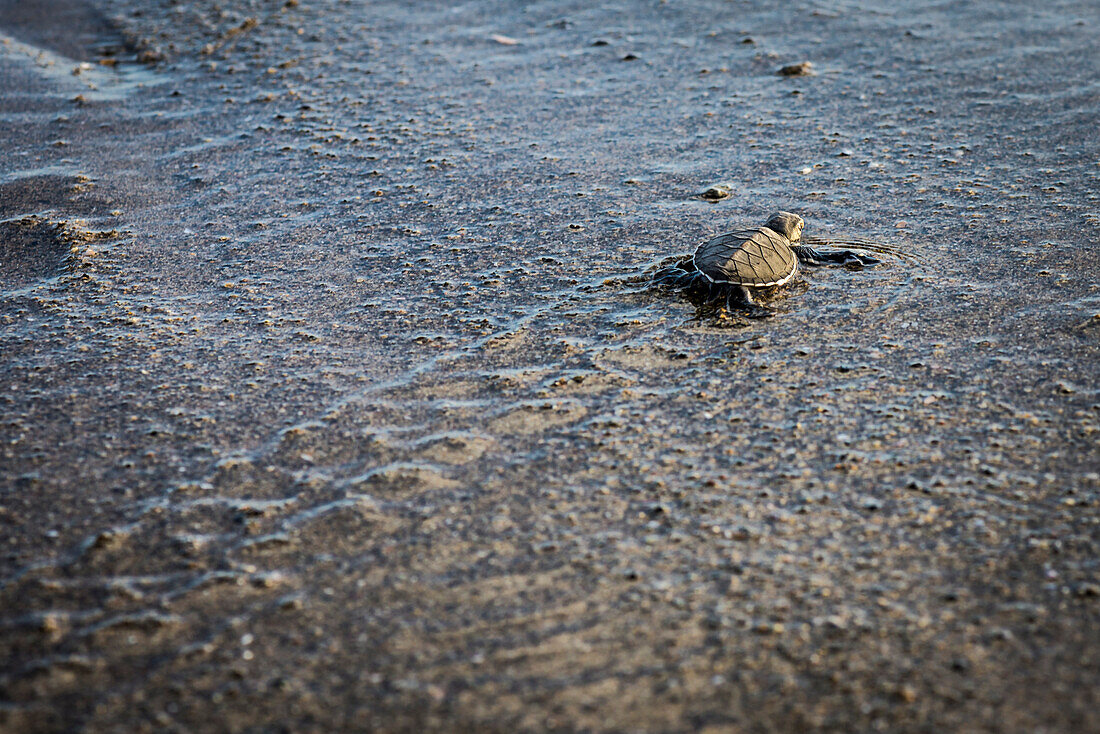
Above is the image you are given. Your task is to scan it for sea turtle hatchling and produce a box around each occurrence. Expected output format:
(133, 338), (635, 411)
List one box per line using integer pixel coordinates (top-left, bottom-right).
(652, 211), (878, 312)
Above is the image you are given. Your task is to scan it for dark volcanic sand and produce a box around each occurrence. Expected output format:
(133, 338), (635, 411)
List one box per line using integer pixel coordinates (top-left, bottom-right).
(1, 0), (1098, 731)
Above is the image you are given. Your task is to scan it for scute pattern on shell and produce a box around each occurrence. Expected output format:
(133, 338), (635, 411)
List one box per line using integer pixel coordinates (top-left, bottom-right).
(692, 227), (798, 287)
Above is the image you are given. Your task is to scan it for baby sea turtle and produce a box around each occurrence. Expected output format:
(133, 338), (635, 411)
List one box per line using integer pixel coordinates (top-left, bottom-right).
(652, 211), (877, 312)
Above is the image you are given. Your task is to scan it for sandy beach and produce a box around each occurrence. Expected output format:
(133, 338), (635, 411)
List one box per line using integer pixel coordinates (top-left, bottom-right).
(2, 0), (1098, 731)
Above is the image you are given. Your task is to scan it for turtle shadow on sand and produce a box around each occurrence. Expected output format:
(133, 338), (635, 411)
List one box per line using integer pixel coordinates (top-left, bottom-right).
(650, 211), (889, 319)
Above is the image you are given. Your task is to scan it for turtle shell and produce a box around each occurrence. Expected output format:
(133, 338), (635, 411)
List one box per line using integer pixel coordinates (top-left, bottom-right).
(691, 226), (798, 287)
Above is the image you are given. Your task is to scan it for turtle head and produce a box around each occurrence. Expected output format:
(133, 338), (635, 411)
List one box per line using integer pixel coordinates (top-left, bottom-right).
(764, 211), (804, 243)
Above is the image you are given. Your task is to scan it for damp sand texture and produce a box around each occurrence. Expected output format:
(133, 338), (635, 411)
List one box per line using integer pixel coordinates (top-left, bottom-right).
(1, 0), (1099, 732)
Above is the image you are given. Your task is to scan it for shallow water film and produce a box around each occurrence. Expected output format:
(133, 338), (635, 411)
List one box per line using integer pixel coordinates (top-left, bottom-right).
(2, 0), (1098, 731)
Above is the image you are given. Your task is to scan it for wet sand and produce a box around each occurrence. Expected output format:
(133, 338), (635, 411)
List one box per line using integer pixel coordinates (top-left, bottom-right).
(1, 0), (1098, 731)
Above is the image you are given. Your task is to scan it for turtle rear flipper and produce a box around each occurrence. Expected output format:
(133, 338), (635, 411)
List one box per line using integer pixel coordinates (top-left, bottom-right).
(651, 260), (702, 290)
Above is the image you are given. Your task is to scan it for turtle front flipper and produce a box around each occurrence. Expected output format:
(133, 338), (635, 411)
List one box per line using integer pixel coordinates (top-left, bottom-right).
(792, 245), (879, 267)
(724, 286), (773, 319)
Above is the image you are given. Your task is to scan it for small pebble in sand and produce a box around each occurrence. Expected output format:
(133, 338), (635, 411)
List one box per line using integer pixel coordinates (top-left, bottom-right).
(138, 48), (164, 64)
(778, 61), (814, 76)
(700, 182), (734, 200)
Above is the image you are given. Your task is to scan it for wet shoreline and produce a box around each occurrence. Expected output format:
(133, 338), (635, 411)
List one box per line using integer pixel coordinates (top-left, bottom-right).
(2, 0), (1098, 731)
